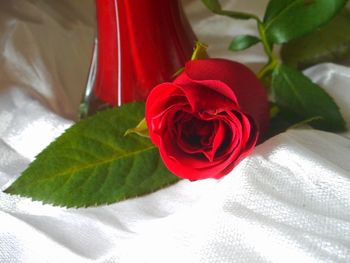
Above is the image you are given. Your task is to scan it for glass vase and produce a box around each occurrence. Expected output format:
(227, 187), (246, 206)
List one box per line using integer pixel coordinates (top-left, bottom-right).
(80, 0), (196, 118)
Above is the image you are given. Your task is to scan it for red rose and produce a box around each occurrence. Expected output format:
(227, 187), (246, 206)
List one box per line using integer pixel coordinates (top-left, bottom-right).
(145, 59), (269, 180)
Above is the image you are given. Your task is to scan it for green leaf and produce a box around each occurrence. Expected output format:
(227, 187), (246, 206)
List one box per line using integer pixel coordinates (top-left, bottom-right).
(272, 64), (346, 132)
(263, 0), (347, 44)
(281, 8), (350, 69)
(4, 102), (178, 208)
(125, 118), (149, 138)
(201, 0), (259, 20)
(202, 0), (221, 12)
(229, 35), (261, 51)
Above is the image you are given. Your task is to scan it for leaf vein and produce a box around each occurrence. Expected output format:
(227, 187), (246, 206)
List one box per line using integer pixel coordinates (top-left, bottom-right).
(280, 70), (308, 110)
(265, 1), (302, 31)
(81, 134), (125, 154)
(21, 146), (156, 189)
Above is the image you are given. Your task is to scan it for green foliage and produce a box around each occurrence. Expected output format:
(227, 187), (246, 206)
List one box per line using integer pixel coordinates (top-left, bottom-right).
(272, 65), (346, 131)
(201, 0), (221, 12)
(229, 35), (261, 51)
(263, 0), (347, 44)
(5, 103), (178, 208)
(202, 0), (348, 136)
(201, 0), (259, 20)
(281, 8), (350, 69)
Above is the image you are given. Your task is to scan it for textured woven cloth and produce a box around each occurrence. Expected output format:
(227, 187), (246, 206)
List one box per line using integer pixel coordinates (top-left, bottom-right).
(1, 1), (350, 262)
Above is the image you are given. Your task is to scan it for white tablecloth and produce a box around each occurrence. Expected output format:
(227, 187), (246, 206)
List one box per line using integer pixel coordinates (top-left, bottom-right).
(1, 1), (350, 262)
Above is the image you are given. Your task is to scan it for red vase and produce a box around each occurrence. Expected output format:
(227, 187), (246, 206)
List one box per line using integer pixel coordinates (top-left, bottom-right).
(80, 0), (196, 117)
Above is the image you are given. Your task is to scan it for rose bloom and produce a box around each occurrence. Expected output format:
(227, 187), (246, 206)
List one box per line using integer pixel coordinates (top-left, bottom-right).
(146, 59), (269, 180)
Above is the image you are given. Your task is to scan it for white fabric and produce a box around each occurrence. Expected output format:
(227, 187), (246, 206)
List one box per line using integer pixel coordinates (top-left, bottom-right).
(1, 1), (350, 262)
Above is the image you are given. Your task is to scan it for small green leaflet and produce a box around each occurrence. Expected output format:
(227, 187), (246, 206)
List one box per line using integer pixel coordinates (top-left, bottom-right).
(229, 35), (261, 51)
(173, 41), (208, 78)
(272, 64), (346, 132)
(125, 118), (149, 138)
(201, 0), (221, 13)
(281, 8), (350, 69)
(173, 41), (208, 77)
(191, 41), (208, 60)
(4, 102), (179, 208)
(263, 0), (347, 44)
(201, 0), (259, 20)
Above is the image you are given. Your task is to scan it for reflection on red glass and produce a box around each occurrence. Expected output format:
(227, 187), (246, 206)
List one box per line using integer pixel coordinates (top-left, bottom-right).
(94, 0), (196, 106)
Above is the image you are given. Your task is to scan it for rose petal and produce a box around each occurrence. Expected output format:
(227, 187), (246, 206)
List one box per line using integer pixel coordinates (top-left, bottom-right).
(175, 79), (239, 113)
(175, 71), (238, 106)
(205, 120), (226, 161)
(179, 59), (269, 134)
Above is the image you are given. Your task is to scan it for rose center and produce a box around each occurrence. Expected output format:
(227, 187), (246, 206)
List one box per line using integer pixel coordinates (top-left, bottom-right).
(173, 111), (219, 158)
(181, 117), (214, 148)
